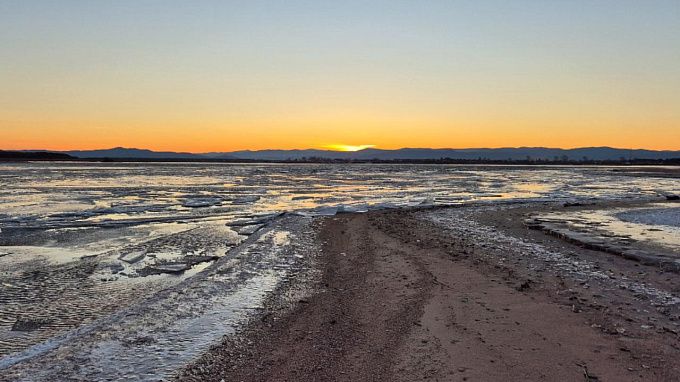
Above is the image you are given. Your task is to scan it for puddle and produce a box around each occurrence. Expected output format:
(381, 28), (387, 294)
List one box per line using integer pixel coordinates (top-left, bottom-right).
(533, 204), (680, 254)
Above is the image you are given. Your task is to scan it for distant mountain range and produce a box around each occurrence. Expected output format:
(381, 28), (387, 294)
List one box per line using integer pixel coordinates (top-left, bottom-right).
(4, 146), (680, 162)
(54, 146), (680, 161)
(64, 147), (203, 159)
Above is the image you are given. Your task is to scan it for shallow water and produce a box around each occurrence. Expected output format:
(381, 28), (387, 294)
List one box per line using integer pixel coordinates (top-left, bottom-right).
(536, 204), (680, 254)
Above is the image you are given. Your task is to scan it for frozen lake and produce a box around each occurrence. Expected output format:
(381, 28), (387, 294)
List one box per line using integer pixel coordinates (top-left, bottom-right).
(0, 162), (678, 380)
(2, 162), (679, 229)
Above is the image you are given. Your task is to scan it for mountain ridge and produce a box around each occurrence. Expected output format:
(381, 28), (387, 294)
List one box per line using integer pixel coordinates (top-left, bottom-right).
(6, 146), (679, 161)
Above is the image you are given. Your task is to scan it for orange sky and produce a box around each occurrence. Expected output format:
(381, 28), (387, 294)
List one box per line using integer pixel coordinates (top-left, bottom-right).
(4, 107), (678, 152)
(2, 1), (679, 152)
(3, 118), (679, 152)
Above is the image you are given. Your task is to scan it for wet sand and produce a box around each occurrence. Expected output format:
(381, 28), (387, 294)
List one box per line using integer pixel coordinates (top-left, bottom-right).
(179, 202), (680, 381)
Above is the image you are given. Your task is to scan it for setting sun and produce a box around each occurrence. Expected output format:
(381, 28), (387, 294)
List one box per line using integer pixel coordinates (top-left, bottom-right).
(323, 144), (376, 152)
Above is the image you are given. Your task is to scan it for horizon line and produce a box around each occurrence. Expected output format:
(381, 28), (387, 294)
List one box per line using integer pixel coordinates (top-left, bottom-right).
(4, 145), (680, 154)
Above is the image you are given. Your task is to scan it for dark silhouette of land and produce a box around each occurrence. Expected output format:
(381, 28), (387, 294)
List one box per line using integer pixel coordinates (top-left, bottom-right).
(2, 147), (679, 165)
(0, 150), (75, 161)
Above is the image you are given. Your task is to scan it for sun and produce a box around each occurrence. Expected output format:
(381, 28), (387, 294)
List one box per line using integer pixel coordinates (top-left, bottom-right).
(323, 144), (376, 152)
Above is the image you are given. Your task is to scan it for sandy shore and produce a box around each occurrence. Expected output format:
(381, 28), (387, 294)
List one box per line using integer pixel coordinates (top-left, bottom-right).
(178, 201), (680, 381)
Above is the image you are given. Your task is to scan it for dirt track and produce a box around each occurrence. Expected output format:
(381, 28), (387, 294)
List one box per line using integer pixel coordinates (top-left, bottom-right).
(179, 207), (680, 381)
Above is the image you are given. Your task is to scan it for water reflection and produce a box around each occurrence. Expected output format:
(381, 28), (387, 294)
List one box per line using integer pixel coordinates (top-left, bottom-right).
(1, 163), (678, 229)
(537, 204), (680, 253)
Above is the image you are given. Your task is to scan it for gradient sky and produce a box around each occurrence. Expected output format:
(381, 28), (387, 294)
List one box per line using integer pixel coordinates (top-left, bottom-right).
(1, 1), (679, 152)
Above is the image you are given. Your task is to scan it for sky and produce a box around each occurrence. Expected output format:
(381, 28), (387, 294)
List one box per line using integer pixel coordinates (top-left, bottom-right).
(1, 1), (679, 152)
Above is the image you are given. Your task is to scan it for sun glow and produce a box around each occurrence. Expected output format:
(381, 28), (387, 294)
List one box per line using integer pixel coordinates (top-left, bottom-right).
(323, 144), (376, 152)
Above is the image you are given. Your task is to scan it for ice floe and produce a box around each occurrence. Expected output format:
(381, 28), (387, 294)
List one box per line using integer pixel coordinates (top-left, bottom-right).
(182, 197), (222, 208)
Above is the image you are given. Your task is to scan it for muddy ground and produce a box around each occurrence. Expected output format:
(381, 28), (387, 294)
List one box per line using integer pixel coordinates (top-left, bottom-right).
(178, 201), (680, 381)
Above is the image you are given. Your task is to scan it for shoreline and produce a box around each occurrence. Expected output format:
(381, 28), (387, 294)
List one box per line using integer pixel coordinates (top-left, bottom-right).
(178, 200), (680, 381)
(1, 199), (678, 380)
(3, 159), (680, 171)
